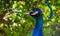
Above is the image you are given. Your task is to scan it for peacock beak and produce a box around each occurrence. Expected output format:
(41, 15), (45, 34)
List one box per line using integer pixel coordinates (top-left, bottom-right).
(25, 11), (38, 15)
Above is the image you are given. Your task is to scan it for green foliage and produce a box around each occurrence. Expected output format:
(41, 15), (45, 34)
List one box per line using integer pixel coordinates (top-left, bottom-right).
(0, 0), (60, 36)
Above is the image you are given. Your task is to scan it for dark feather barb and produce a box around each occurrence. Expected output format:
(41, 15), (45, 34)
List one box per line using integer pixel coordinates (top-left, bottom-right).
(46, 0), (53, 19)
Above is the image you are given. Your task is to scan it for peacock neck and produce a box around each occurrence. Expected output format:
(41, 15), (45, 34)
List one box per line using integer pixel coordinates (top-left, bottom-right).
(36, 15), (44, 29)
(32, 15), (44, 36)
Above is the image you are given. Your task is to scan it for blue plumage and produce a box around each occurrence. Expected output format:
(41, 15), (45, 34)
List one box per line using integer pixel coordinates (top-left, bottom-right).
(25, 0), (53, 36)
(32, 8), (44, 36)
(30, 1), (53, 36)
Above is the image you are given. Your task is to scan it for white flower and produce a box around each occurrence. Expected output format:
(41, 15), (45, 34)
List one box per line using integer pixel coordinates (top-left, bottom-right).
(3, 17), (8, 21)
(5, 24), (8, 27)
(14, 1), (17, 3)
(19, 10), (22, 12)
(13, 23), (17, 27)
(18, 24), (21, 26)
(8, 15), (11, 17)
(9, 18), (12, 20)
(12, 19), (15, 22)
(16, 10), (22, 12)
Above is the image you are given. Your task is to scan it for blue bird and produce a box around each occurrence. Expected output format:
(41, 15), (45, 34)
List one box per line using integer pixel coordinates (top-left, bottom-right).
(25, 0), (53, 36)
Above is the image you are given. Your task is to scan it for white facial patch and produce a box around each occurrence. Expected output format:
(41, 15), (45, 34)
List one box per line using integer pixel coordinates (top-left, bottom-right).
(31, 11), (38, 15)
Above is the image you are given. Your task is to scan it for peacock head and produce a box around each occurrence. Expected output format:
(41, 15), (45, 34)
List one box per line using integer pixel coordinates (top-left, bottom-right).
(25, 8), (43, 19)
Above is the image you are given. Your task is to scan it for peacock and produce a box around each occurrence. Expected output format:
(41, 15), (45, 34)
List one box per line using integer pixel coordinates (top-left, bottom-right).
(25, 0), (53, 36)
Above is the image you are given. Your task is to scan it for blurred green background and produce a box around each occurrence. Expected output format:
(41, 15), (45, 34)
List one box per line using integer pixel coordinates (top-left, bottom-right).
(0, 0), (60, 36)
